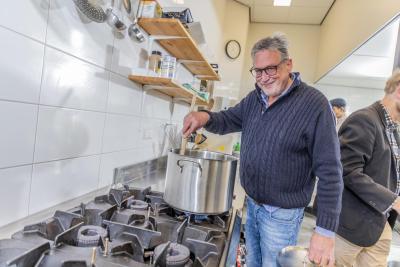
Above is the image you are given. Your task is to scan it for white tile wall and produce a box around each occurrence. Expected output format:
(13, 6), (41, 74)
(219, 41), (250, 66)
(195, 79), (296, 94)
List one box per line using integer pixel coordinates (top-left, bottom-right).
(0, 0), (205, 227)
(0, 101), (38, 168)
(140, 118), (172, 157)
(0, 0), (49, 42)
(0, 27), (44, 103)
(29, 155), (100, 214)
(142, 91), (172, 120)
(34, 106), (105, 162)
(171, 103), (190, 122)
(102, 113), (141, 153)
(107, 73), (143, 116)
(46, 0), (114, 69)
(40, 47), (109, 112)
(0, 165), (32, 226)
(98, 148), (154, 188)
(111, 29), (149, 77)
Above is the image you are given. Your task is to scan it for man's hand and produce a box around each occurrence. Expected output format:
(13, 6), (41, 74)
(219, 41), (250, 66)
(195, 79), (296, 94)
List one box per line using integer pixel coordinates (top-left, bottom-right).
(308, 232), (335, 266)
(393, 197), (400, 213)
(182, 112), (210, 138)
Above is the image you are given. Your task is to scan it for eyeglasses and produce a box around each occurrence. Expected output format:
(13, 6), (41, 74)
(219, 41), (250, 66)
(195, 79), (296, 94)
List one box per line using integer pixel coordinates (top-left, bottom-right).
(249, 59), (287, 78)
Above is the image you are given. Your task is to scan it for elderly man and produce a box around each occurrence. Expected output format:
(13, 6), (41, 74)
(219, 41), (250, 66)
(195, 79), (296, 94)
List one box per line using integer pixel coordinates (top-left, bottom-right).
(182, 33), (343, 267)
(335, 70), (400, 266)
(330, 98), (348, 131)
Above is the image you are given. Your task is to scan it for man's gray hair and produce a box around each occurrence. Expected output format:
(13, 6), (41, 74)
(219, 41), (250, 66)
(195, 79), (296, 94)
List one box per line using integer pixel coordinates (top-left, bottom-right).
(384, 68), (400, 94)
(251, 32), (289, 61)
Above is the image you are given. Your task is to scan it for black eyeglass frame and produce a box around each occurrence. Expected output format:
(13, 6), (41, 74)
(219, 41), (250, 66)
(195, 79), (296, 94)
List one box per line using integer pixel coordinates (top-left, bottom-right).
(249, 59), (287, 78)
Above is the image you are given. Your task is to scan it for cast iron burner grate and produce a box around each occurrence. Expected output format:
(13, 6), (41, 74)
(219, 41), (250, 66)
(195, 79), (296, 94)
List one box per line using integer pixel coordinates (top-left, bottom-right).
(0, 186), (232, 267)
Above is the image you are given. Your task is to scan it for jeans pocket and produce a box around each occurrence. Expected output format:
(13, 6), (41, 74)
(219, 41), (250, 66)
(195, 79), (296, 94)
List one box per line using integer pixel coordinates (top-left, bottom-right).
(270, 207), (303, 224)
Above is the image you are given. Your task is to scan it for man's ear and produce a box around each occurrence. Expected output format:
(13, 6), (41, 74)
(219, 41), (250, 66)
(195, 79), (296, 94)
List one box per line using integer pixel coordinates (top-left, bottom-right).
(395, 84), (400, 99)
(286, 58), (293, 71)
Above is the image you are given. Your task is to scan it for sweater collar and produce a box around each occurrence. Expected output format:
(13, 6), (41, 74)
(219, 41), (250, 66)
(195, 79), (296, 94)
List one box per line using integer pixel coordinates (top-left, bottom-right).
(255, 72), (302, 106)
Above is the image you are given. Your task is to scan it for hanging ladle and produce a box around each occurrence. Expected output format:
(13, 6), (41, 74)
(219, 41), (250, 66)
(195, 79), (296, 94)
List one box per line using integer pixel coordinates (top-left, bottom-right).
(106, 0), (127, 32)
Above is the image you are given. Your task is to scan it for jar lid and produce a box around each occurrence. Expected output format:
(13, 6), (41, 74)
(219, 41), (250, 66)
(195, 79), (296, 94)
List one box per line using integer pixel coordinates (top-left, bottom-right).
(151, 50), (162, 56)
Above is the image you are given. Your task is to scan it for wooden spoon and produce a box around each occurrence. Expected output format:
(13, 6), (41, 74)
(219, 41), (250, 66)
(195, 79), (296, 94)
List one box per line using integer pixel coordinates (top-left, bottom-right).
(180, 95), (197, 155)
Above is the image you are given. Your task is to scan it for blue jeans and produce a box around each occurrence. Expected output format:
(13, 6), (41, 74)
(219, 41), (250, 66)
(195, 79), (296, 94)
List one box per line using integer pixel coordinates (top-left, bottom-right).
(245, 197), (304, 267)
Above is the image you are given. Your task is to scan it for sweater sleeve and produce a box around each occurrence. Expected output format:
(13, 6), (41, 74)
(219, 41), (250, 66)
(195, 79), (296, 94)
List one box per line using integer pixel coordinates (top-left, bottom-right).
(339, 112), (397, 213)
(310, 103), (344, 232)
(203, 94), (248, 134)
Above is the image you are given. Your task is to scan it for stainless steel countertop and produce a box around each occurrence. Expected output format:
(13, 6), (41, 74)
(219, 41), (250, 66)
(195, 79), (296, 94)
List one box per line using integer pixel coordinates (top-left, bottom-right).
(125, 168), (167, 193)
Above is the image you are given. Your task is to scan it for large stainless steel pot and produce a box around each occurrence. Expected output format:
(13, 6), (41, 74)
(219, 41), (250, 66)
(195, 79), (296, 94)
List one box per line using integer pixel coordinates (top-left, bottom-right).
(164, 149), (238, 214)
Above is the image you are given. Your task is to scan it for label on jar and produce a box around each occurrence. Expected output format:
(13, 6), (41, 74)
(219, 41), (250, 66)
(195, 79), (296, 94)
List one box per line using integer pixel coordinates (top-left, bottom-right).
(160, 56), (176, 78)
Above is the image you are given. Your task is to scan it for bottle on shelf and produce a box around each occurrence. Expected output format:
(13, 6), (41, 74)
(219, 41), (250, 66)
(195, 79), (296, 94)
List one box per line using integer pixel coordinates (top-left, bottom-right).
(148, 50), (162, 75)
(160, 55), (177, 79)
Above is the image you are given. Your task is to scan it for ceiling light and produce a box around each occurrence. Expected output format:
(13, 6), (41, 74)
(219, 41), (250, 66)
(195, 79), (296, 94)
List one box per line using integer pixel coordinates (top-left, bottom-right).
(273, 0), (292, 6)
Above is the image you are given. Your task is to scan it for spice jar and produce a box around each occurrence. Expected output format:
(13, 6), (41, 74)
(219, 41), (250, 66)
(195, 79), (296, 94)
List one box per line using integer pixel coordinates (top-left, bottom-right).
(148, 50), (162, 74)
(160, 55), (176, 78)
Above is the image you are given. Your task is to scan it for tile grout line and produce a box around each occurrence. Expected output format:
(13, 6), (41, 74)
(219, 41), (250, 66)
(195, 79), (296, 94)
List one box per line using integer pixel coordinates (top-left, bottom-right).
(0, 25), (46, 47)
(0, 98), (171, 122)
(0, 144), (153, 171)
(95, 35), (116, 190)
(27, 0), (52, 216)
(0, 17), (168, 95)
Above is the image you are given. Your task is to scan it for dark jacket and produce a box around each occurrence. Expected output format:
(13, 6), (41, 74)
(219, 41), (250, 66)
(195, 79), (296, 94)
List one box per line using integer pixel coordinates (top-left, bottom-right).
(337, 101), (398, 247)
(204, 79), (343, 232)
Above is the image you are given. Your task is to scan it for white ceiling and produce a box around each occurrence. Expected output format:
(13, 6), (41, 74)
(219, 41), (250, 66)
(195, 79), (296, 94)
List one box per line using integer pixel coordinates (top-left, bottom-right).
(233, 0), (399, 89)
(317, 18), (400, 89)
(235, 0), (334, 24)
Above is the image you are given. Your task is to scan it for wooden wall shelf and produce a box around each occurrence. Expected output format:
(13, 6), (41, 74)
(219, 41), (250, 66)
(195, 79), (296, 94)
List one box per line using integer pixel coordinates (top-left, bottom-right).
(138, 18), (220, 81)
(128, 75), (209, 106)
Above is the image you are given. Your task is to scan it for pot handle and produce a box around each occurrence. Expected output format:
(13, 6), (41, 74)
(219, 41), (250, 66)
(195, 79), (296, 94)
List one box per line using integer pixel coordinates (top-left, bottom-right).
(177, 160), (202, 174)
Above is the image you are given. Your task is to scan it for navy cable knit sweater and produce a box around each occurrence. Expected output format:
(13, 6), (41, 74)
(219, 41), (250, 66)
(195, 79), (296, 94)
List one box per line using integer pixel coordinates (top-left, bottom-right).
(204, 78), (343, 231)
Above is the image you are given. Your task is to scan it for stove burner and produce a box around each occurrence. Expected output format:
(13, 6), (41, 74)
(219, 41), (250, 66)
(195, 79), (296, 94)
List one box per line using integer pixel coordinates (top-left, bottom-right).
(76, 225), (107, 247)
(154, 242), (191, 267)
(129, 200), (148, 210)
(129, 216), (154, 230)
(2, 186), (231, 267)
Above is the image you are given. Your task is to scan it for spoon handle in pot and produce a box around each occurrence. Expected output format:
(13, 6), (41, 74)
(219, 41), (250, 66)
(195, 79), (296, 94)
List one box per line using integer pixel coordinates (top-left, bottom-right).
(180, 95), (197, 155)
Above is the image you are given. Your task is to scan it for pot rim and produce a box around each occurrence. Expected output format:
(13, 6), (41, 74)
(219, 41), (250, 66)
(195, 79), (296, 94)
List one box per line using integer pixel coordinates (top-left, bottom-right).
(169, 148), (238, 162)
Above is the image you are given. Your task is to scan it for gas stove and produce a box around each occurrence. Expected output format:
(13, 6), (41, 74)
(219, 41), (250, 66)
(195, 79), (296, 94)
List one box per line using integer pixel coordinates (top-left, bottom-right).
(0, 186), (235, 267)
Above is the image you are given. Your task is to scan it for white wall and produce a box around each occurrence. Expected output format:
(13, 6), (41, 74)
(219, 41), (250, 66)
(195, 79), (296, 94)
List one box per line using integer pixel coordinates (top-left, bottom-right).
(315, 84), (384, 113)
(240, 23), (320, 98)
(316, 0), (400, 81)
(315, 75), (387, 113)
(214, 0), (249, 100)
(0, 0), (223, 227)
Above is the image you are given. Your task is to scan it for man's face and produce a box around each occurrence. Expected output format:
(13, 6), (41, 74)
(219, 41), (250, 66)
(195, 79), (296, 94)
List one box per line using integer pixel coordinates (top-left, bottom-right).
(252, 49), (293, 97)
(332, 106), (345, 119)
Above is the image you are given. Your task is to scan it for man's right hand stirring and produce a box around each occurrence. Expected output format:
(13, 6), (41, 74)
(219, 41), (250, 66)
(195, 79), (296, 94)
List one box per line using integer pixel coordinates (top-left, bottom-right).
(182, 112), (210, 138)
